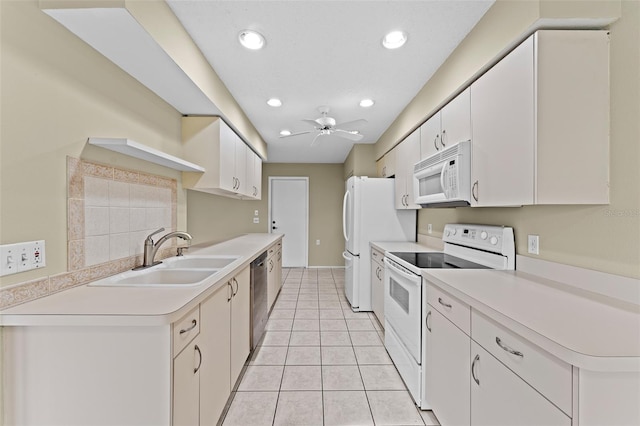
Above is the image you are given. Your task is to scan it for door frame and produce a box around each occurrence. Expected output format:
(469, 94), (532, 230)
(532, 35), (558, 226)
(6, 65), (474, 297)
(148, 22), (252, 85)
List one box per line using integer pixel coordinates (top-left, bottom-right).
(268, 176), (309, 268)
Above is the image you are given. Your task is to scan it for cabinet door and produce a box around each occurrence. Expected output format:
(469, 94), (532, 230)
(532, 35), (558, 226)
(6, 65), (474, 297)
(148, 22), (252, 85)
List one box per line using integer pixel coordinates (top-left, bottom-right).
(234, 137), (248, 196)
(230, 266), (251, 387)
(219, 121), (237, 193)
(253, 153), (262, 200)
(199, 285), (232, 425)
(267, 255), (277, 310)
(420, 113), (441, 160)
(371, 259), (384, 326)
(395, 130), (421, 209)
(440, 87), (471, 148)
(173, 339), (202, 426)
(425, 307), (470, 425)
(276, 248), (282, 291)
(471, 342), (571, 426)
(470, 36), (535, 206)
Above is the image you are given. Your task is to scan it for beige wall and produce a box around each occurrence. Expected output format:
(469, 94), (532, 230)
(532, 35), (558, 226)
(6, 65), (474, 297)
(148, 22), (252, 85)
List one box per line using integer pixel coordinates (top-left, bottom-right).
(375, 0), (639, 279)
(0, 0), (187, 286)
(187, 163), (345, 267)
(0, 0), (190, 419)
(343, 144), (377, 180)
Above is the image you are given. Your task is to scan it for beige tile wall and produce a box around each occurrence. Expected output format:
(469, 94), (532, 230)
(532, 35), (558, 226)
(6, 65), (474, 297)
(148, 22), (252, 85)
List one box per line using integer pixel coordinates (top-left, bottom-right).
(0, 157), (179, 310)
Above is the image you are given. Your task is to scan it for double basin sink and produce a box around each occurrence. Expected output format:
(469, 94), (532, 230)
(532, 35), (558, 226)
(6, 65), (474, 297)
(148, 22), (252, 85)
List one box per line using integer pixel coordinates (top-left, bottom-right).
(89, 255), (240, 287)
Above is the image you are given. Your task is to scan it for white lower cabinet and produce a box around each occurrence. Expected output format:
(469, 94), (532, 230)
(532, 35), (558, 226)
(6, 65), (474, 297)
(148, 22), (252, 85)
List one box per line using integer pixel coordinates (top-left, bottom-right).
(370, 247), (385, 326)
(471, 341), (571, 426)
(424, 307), (470, 426)
(229, 266), (251, 386)
(425, 284), (571, 426)
(173, 337), (204, 426)
(174, 266), (249, 426)
(266, 242), (282, 311)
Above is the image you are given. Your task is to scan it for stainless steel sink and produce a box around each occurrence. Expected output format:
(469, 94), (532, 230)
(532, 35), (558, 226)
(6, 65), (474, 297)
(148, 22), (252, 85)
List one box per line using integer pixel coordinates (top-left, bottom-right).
(162, 255), (240, 270)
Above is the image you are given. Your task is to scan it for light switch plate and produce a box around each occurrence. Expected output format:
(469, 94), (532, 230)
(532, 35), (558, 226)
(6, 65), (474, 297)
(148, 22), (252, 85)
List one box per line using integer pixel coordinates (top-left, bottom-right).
(0, 240), (46, 276)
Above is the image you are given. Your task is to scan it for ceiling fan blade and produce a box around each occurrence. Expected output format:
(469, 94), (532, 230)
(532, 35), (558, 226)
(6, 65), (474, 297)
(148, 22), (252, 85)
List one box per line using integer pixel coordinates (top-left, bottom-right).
(310, 132), (324, 147)
(333, 129), (364, 141)
(302, 119), (320, 128)
(334, 118), (368, 129)
(279, 130), (313, 138)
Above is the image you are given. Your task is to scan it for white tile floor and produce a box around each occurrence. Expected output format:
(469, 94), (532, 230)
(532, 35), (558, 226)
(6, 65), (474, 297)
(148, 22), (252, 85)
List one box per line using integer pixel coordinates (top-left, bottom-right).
(221, 268), (440, 426)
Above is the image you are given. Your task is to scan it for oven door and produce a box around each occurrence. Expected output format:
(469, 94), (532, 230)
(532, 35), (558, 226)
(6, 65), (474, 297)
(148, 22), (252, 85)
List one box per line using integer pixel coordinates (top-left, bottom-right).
(383, 257), (422, 363)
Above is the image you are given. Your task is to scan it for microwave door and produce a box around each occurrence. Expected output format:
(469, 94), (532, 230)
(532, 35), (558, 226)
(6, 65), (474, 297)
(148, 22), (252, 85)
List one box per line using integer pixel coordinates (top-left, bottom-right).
(415, 161), (448, 204)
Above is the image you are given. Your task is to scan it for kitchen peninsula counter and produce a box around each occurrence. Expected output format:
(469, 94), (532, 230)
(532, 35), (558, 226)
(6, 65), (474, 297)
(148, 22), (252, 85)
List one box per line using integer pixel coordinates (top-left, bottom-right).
(424, 268), (640, 372)
(0, 233), (282, 327)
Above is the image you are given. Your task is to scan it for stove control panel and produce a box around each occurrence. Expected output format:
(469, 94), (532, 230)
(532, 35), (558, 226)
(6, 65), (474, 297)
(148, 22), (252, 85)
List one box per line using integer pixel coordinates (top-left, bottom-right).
(443, 224), (514, 255)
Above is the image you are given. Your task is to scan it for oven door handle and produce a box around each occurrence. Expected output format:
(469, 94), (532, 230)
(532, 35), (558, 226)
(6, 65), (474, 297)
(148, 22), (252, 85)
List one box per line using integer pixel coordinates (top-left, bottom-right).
(383, 258), (421, 283)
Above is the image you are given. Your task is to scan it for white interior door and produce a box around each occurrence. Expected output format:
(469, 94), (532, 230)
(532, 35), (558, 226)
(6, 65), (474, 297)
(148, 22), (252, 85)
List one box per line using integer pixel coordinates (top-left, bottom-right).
(269, 177), (308, 267)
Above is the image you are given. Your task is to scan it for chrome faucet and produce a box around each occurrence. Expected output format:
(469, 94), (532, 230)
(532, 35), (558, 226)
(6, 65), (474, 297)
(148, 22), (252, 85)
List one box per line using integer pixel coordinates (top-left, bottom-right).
(133, 228), (193, 270)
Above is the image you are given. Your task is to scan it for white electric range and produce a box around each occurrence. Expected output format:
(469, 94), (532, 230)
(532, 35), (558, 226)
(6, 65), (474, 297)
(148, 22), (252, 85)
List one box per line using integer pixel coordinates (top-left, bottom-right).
(383, 223), (515, 407)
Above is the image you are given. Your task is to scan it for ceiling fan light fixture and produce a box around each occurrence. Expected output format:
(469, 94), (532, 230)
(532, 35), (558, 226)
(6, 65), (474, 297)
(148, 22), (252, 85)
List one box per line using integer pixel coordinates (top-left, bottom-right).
(267, 98), (282, 107)
(359, 99), (375, 108)
(382, 31), (407, 49)
(239, 30), (265, 50)
(279, 129), (291, 136)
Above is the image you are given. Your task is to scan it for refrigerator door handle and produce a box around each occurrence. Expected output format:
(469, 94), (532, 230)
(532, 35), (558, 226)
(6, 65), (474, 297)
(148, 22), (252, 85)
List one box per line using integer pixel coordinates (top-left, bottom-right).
(342, 190), (350, 242)
(342, 251), (351, 261)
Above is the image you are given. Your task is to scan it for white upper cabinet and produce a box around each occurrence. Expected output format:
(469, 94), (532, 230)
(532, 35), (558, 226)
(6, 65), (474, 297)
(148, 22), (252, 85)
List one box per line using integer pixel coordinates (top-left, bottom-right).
(246, 149), (262, 200)
(470, 30), (610, 206)
(182, 116), (262, 200)
(395, 129), (421, 209)
(377, 148), (396, 178)
(421, 88), (471, 160)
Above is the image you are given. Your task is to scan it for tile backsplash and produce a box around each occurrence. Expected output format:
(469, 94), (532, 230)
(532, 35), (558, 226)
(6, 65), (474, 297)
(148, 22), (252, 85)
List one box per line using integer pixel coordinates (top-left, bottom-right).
(68, 156), (177, 270)
(82, 176), (172, 267)
(0, 157), (179, 310)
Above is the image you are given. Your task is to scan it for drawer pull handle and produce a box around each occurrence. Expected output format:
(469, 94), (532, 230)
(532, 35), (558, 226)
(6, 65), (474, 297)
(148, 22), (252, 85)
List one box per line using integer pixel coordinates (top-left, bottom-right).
(472, 354), (480, 385)
(438, 297), (452, 308)
(179, 319), (197, 335)
(426, 311), (432, 332)
(496, 337), (524, 358)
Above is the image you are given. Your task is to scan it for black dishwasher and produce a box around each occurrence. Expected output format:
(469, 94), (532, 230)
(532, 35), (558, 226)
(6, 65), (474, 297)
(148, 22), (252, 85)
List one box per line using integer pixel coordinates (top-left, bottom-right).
(250, 251), (268, 350)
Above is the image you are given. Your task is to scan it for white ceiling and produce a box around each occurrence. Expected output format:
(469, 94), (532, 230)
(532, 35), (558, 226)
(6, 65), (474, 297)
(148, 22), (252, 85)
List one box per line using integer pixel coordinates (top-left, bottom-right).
(167, 0), (494, 163)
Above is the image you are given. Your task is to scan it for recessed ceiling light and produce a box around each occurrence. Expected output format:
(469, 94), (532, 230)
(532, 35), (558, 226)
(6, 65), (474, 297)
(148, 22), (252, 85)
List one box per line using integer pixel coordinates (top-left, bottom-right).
(360, 99), (375, 108)
(239, 30), (265, 50)
(382, 31), (407, 49)
(279, 130), (291, 136)
(267, 98), (282, 107)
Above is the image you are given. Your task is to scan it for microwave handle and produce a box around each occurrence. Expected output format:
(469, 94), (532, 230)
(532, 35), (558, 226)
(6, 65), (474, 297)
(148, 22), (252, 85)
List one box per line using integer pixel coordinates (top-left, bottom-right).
(440, 162), (448, 196)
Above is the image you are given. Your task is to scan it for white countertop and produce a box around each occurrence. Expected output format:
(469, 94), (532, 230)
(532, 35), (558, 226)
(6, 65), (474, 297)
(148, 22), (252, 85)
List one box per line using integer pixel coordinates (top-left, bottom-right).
(424, 269), (640, 372)
(0, 234), (282, 327)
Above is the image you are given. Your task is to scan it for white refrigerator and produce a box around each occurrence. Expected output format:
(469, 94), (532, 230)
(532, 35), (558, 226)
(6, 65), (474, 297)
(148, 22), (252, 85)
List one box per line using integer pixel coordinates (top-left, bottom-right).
(342, 176), (416, 311)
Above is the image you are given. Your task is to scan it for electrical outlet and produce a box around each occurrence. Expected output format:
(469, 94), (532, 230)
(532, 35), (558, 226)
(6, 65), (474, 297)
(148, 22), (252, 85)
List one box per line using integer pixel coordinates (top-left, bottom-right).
(253, 217), (259, 224)
(527, 235), (539, 255)
(316, 240), (320, 245)
(428, 224), (433, 234)
(254, 210), (259, 216)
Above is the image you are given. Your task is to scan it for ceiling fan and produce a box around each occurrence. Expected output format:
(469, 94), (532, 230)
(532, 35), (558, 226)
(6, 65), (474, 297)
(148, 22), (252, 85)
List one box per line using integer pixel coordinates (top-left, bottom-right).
(280, 106), (367, 146)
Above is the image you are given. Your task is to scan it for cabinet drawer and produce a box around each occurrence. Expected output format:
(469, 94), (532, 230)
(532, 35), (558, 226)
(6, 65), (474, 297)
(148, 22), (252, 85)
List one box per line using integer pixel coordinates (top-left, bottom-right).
(371, 248), (384, 266)
(472, 310), (572, 416)
(173, 305), (201, 356)
(427, 284), (470, 335)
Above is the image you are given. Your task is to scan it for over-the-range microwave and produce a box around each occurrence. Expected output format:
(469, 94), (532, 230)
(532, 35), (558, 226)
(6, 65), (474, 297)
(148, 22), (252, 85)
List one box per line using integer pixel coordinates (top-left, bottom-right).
(413, 140), (471, 207)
